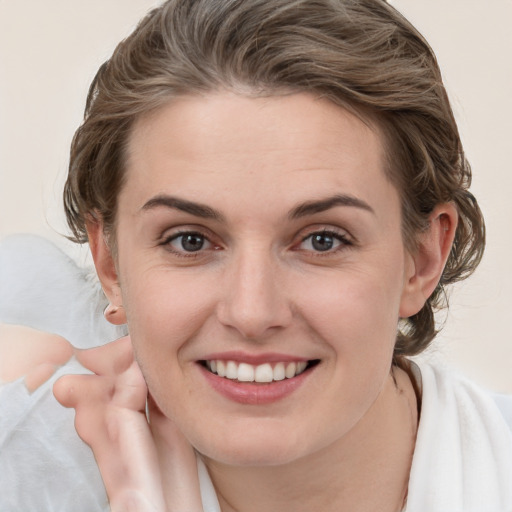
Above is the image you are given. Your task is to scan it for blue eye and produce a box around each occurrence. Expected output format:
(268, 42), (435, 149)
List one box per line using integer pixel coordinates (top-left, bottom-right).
(167, 232), (211, 253)
(300, 231), (350, 252)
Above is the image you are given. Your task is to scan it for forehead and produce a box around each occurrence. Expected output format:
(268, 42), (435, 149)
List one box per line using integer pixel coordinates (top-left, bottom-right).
(122, 92), (397, 219)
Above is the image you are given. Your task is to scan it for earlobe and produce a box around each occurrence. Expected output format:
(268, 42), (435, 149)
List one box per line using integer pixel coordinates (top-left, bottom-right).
(399, 203), (458, 318)
(87, 217), (127, 326)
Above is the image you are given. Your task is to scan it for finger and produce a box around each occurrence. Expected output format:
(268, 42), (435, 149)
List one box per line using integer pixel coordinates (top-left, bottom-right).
(110, 358), (148, 411)
(109, 489), (165, 512)
(53, 373), (114, 410)
(101, 406), (167, 511)
(54, 369), (147, 424)
(53, 373), (119, 448)
(55, 375), (167, 511)
(54, 347), (171, 511)
(148, 394), (204, 511)
(74, 336), (133, 376)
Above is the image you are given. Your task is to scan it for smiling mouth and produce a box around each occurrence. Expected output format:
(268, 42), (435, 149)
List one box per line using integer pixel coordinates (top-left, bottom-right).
(200, 359), (320, 383)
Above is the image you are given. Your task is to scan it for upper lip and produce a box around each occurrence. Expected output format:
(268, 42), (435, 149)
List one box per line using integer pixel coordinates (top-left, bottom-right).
(199, 351), (312, 365)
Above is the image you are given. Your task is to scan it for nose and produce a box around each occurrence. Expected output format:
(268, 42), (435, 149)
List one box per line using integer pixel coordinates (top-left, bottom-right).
(216, 247), (293, 340)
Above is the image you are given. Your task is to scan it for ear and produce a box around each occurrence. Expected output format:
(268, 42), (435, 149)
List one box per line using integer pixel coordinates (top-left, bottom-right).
(399, 203), (458, 318)
(87, 217), (127, 326)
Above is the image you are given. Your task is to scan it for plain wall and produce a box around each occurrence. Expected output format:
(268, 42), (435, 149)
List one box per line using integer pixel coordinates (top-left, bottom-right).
(0, 0), (510, 392)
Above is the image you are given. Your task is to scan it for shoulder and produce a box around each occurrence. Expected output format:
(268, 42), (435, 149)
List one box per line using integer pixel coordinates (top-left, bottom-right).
(415, 358), (512, 440)
(406, 358), (512, 512)
(417, 359), (512, 429)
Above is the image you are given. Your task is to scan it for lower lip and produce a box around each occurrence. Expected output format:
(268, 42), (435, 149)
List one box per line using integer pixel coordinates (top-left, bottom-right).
(199, 364), (313, 405)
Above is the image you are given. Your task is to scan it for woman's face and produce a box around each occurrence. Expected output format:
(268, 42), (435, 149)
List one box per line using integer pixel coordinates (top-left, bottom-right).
(111, 93), (419, 465)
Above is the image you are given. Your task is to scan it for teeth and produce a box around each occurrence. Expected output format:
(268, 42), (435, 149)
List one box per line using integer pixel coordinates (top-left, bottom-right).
(205, 359), (311, 382)
(226, 361), (238, 379)
(285, 362), (297, 379)
(217, 360), (226, 377)
(273, 362), (286, 381)
(254, 363), (273, 383)
(237, 363), (255, 382)
(297, 361), (307, 374)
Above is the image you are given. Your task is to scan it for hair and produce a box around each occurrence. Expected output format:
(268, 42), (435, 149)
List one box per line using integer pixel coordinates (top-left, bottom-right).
(63, 0), (485, 357)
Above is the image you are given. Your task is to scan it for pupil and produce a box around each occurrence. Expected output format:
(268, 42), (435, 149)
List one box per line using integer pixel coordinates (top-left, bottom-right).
(182, 234), (204, 252)
(312, 234), (333, 251)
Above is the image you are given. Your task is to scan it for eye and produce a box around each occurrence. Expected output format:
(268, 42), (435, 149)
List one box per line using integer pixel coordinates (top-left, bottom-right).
(165, 232), (213, 253)
(299, 230), (351, 253)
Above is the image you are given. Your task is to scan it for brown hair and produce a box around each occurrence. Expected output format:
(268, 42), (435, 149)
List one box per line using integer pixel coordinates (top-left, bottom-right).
(64, 0), (485, 357)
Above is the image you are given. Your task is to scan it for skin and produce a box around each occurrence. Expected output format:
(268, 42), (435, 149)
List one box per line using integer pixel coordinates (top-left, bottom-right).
(0, 323), (73, 392)
(55, 92), (457, 511)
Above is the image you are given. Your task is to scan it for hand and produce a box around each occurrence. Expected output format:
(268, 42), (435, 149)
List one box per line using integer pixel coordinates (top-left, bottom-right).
(0, 323), (73, 392)
(53, 336), (204, 512)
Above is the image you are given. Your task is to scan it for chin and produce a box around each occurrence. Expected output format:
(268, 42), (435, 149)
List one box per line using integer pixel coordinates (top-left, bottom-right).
(193, 428), (313, 467)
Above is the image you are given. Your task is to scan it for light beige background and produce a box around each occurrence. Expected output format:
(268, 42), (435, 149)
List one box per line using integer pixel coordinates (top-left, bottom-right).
(0, 1), (510, 392)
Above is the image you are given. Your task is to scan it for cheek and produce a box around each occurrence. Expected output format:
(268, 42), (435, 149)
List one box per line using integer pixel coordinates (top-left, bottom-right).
(123, 265), (216, 330)
(120, 269), (218, 377)
(294, 266), (403, 364)
(285, 271), (402, 435)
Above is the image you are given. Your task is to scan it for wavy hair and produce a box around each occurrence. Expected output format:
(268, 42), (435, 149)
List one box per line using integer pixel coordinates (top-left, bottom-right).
(64, 0), (485, 356)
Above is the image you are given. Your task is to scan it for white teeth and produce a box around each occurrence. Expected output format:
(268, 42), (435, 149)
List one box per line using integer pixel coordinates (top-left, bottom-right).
(254, 363), (273, 383)
(273, 362), (286, 381)
(216, 360), (226, 377)
(285, 362), (297, 379)
(205, 359), (311, 382)
(226, 361), (238, 379)
(237, 363), (255, 382)
(296, 361), (307, 374)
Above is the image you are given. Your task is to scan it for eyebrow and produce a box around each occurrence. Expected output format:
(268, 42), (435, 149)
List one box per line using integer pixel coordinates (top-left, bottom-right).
(141, 195), (225, 221)
(141, 192), (374, 222)
(289, 194), (375, 219)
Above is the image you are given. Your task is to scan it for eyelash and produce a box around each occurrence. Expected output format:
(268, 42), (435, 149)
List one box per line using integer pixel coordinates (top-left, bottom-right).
(161, 230), (219, 258)
(296, 229), (353, 255)
(160, 228), (353, 258)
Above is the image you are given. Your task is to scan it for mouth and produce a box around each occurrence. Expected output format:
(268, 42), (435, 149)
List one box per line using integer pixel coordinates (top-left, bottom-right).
(200, 359), (321, 384)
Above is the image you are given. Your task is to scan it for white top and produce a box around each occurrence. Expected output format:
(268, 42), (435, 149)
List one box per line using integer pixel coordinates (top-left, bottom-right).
(405, 361), (512, 512)
(1, 235), (511, 512)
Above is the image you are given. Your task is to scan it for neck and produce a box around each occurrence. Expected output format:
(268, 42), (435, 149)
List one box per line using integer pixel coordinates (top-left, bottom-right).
(203, 366), (418, 512)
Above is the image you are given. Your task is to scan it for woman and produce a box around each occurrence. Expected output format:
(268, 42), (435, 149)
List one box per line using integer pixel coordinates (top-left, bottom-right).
(3, 0), (511, 510)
